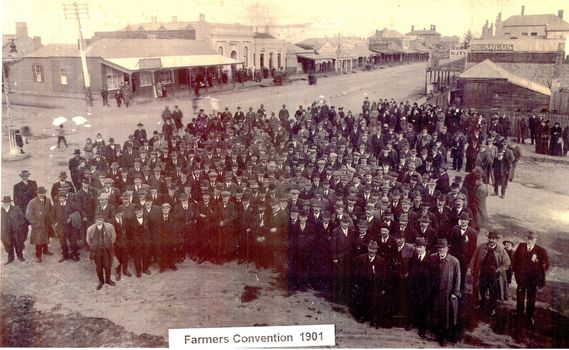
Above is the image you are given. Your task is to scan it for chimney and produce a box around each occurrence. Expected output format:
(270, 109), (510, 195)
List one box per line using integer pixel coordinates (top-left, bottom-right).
(199, 13), (205, 22)
(411, 25), (415, 32)
(151, 16), (157, 23)
(432, 25), (436, 31)
(32, 36), (42, 49)
(172, 16), (178, 23)
(521, 5), (525, 16)
(559, 10), (564, 19)
(15, 22), (28, 38)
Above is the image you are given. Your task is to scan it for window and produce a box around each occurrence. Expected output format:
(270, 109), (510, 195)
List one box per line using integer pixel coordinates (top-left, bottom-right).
(218, 46), (224, 55)
(156, 70), (172, 83)
(140, 71), (153, 86)
(244, 46), (249, 66)
(260, 53), (265, 68)
(60, 69), (68, 85)
(277, 53), (282, 68)
(105, 66), (123, 90)
(531, 32), (538, 36)
(521, 32), (528, 36)
(504, 32), (511, 37)
(32, 64), (43, 82)
(253, 53), (256, 67)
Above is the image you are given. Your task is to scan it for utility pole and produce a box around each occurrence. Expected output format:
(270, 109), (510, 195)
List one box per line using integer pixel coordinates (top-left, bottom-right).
(63, 2), (92, 106)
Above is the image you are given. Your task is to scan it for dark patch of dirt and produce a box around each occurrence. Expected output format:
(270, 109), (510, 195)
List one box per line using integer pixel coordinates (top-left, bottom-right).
(0, 294), (167, 347)
(240, 285), (261, 303)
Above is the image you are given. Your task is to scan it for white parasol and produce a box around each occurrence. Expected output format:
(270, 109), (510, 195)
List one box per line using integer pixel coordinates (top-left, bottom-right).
(52, 116), (68, 126)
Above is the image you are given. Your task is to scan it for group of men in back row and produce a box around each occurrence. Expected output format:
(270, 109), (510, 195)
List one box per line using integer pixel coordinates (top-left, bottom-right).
(3, 98), (550, 346)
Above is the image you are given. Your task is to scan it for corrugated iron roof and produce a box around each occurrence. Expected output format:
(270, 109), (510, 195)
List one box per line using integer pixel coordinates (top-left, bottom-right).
(459, 59), (551, 96)
(85, 38), (215, 58)
(25, 44), (79, 57)
(503, 14), (569, 31)
(103, 55), (243, 71)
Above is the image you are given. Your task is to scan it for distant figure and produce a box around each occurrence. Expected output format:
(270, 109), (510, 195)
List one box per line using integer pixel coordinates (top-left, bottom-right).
(57, 124), (68, 149)
(100, 88), (108, 106)
(15, 130), (25, 154)
(114, 89), (123, 107)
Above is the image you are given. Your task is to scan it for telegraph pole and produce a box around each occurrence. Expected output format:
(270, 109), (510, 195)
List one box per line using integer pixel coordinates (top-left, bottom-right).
(63, 2), (92, 106)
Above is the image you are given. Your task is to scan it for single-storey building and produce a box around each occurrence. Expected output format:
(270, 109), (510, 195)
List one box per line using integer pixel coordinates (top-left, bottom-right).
(5, 38), (243, 99)
(457, 59), (551, 111)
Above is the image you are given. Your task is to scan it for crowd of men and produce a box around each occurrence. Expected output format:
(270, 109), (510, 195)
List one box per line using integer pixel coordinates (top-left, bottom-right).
(3, 98), (551, 346)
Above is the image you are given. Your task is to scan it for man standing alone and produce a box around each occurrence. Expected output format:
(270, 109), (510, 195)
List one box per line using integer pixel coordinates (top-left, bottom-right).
(87, 214), (116, 290)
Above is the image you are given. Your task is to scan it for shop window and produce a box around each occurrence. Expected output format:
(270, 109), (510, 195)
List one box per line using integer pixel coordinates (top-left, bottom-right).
(531, 32), (538, 36)
(60, 69), (68, 85)
(140, 71), (153, 86)
(105, 66), (122, 90)
(156, 70), (172, 83)
(32, 63), (43, 82)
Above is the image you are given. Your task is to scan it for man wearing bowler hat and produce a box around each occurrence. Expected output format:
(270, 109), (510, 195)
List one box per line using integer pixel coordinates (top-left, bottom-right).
(430, 238), (461, 346)
(1, 196), (28, 264)
(156, 202), (176, 272)
(351, 240), (388, 327)
(50, 171), (76, 202)
(449, 212), (478, 292)
(331, 215), (357, 305)
(470, 231), (511, 317)
(26, 186), (54, 262)
(512, 231), (549, 327)
(53, 192), (80, 262)
(406, 236), (432, 337)
(86, 213), (116, 290)
(13, 170), (38, 217)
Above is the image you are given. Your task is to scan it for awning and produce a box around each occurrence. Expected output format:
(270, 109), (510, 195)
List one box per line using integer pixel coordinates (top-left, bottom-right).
(102, 55), (243, 72)
(370, 48), (403, 55)
(296, 53), (334, 62)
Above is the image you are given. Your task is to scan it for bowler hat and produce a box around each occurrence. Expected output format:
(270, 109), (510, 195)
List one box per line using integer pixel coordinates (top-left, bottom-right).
(59, 171), (68, 178)
(459, 212), (471, 221)
(37, 187), (47, 194)
(94, 213), (105, 220)
(435, 239), (450, 248)
(526, 231), (538, 239)
(419, 215), (431, 223)
(2, 196), (12, 203)
(19, 170), (31, 177)
(487, 231), (501, 239)
(73, 149), (81, 155)
(415, 237), (427, 246)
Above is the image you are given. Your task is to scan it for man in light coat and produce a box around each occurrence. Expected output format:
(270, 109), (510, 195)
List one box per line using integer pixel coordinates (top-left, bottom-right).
(470, 231), (511, 317)
(26, 187), (54, 263)
(86, 214), (116, 290)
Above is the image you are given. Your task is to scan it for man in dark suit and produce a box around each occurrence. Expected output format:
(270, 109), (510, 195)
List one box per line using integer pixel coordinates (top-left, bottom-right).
(1, 196), (28, 264)
(512, 231), (549, 327)
(111, 208), (132, 281)
(68, 150), (86, 190)
(449, 212), (478, 292)
(418, 215), (438, 253)
(74, 178), (97, 246)
(52, 193), (80, 262)
(50, 171), (76, 202)
(128, 204), (152, 277)
(215, 190), (238, 263)
(351, 240), (388, 327)
(174, 193), (196, 262)
(156, 202), (177, 272)
(288, 210), (315, 291)
(406, 237), (432, 337)
(331, 215), (357, 305)
(13, 170), (38, 216)
(133, 123), (147, 146)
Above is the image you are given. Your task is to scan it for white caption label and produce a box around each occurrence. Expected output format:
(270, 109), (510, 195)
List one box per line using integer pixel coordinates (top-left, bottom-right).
(169, 324), (335, 348)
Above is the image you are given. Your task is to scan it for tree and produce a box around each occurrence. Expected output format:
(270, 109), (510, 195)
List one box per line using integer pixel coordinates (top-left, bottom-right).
(463, 30), (473, 49)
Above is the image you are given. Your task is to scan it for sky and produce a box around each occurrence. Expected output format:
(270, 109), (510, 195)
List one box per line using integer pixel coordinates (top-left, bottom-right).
(2, 0), (568, 44)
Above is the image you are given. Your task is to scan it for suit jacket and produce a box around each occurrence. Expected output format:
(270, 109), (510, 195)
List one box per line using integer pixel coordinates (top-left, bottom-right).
(512, 243), (549, 287)
(331, 226), (357, 261)
(127, 216), (151, 247)
(395, 243), (415, 277)
(50, 181), (76, 201)
(449, 225), (478, 267)
(13, 180), (38, 212)
(1, 206), (28, 248)
(74, 187), (97, 223)
(408, 251), (432, 301)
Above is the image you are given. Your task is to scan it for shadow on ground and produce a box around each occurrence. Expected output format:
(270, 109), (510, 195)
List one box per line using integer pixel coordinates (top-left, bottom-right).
(0, 294), (167, 348)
